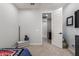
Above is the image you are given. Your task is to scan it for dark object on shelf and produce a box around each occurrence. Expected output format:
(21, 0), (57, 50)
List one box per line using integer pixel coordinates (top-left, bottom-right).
(75, 35), (79, 56)
(42, 15), (47, 19)
(24, 35), (29, 41)
(63, 39), (68, 48)
(66, 16), (73, 26)
(48, 32), (51, 40)
(75, 10), (79, 28)
(30, 3), (35, 5)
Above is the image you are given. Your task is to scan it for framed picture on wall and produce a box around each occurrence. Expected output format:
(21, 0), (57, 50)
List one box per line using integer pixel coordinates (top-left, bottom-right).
(66, 16), (73, 26)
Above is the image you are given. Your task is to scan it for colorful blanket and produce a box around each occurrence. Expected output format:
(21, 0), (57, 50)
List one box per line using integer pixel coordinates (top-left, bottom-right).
(0, 48), (32, 56)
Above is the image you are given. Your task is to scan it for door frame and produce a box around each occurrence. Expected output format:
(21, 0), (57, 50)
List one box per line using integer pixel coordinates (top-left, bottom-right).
(41, 8), (63, 48)
(41, 11), (53, 44)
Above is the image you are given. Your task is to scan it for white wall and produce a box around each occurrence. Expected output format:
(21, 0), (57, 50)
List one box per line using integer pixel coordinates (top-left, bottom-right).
(19, 10), (42, 45)
(63, 3), (79, 53)
(0, 3), (18, 48)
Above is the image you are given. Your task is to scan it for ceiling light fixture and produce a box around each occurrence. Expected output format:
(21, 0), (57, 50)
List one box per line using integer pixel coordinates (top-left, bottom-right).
(30, 3), (35, 5)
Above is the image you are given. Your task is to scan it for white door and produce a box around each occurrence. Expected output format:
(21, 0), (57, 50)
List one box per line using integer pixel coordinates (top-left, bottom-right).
(52, 8), (63, 48)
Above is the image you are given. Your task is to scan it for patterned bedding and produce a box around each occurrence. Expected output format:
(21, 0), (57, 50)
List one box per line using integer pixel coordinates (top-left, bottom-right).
(0, 48), (32, 56)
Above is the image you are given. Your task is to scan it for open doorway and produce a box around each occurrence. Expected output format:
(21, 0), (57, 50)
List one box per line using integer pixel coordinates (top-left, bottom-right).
(42, 13), (52, 44)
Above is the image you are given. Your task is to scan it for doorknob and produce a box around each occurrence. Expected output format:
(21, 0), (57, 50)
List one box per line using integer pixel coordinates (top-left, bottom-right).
(59, 32), (63, 34)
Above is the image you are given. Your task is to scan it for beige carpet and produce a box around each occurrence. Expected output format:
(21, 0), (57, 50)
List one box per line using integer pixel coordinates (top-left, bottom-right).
(26, 40), (73, 56)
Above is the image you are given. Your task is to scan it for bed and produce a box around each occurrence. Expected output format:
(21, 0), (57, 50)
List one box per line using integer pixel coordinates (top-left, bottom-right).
(0, 48), (32, 56)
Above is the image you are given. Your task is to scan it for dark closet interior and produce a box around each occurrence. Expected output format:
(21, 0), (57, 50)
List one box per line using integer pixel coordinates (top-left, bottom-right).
(75, 10), (79, 56)
(75, 35), (79, 56)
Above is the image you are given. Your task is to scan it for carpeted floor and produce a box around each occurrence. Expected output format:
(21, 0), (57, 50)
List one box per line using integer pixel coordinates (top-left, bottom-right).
(26, 39), (73, 56)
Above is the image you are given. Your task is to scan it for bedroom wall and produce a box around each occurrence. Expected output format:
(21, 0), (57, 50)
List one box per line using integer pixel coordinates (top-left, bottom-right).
(63, 3), (79, 54)
(0, 3), (18, 48)
(19, 10), (42, 45)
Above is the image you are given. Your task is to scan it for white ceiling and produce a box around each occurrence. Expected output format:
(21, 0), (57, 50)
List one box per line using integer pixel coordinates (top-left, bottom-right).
(13, 3), (68, 10)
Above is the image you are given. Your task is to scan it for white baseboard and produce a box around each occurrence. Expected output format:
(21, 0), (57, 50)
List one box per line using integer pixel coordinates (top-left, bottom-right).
(30, 43), (42, 45)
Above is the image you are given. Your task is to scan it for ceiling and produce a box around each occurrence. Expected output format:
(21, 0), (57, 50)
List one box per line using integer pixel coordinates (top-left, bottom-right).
(13, 3), (68, 10)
